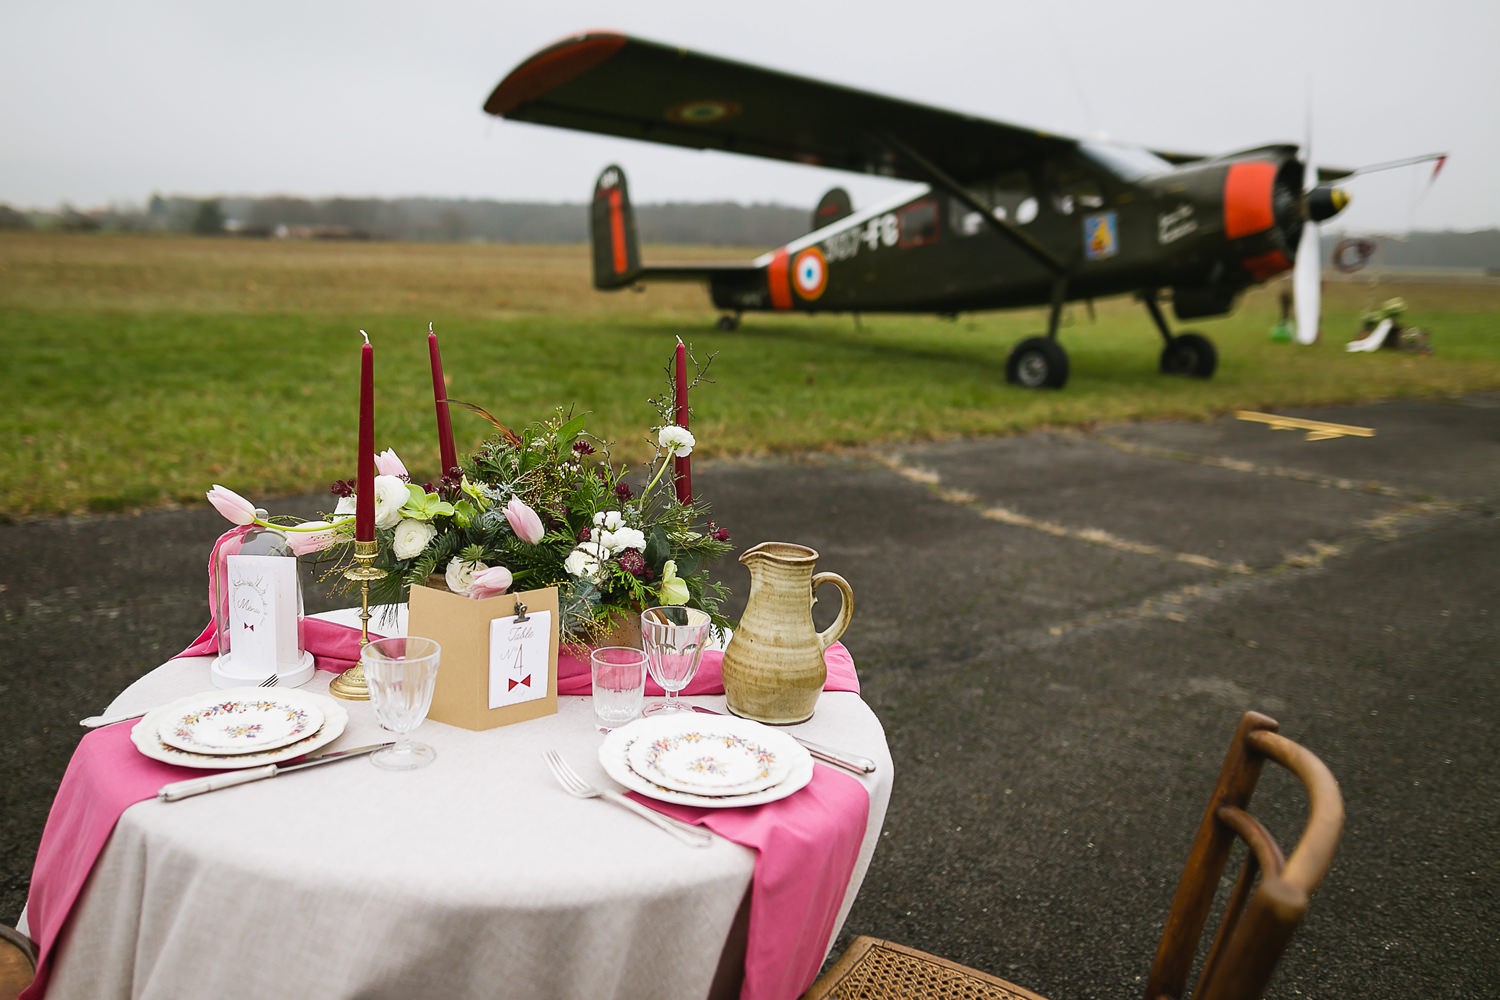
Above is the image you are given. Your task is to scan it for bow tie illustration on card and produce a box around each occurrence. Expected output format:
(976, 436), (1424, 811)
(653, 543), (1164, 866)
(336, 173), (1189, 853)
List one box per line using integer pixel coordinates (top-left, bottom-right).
(508, 675), (531, 691)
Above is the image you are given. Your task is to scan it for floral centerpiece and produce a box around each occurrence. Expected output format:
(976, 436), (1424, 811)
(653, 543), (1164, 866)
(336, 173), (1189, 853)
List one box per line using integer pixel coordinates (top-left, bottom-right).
(207, 372), (733, 645)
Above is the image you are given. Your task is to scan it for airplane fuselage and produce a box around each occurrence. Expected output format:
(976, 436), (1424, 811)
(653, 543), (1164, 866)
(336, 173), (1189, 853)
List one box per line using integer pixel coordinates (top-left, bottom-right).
(706, 149), (1305, 323)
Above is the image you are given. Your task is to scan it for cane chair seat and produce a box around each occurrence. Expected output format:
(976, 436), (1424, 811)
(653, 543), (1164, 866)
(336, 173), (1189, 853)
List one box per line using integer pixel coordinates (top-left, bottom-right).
(804, 937), (1049, 1000)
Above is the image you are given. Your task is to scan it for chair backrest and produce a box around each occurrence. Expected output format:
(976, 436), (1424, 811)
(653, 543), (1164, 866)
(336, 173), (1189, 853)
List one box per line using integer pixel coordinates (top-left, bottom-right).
(1143, 711), (1344, 1000)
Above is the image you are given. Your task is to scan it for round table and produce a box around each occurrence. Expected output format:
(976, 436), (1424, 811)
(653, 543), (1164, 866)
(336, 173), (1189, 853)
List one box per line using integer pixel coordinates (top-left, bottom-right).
(38, 612), (893, 1000)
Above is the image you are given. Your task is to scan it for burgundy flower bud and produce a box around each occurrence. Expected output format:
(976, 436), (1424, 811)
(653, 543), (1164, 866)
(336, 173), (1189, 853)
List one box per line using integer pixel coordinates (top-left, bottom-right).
(614, 482), (634, 502)
(331, 479), (356, 498)
(572, 441), (596, 456)
(618, 549), (646, 576)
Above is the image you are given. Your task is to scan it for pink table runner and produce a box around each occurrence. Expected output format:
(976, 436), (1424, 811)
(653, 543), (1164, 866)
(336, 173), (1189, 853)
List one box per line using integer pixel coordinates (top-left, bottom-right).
(24, 623), (869, 1000)
(645, 768), (870, 999)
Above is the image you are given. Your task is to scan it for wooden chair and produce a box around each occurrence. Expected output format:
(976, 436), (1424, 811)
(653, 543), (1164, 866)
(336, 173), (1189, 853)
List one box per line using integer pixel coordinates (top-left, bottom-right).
(803, 711), (1344, 1000)
(1, 923), (37, 997)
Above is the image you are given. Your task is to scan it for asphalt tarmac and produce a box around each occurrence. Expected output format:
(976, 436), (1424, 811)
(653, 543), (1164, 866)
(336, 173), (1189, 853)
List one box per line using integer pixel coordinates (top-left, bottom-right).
(3, 395), (1497, 998)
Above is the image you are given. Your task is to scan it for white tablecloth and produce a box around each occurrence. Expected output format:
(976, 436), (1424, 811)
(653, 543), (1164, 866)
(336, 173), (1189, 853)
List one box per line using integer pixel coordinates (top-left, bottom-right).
(34, 617), (892, 1000)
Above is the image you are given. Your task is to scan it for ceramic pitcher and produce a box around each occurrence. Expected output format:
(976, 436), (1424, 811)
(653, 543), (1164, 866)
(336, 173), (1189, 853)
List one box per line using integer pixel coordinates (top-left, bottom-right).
(722, 542), (854, 724)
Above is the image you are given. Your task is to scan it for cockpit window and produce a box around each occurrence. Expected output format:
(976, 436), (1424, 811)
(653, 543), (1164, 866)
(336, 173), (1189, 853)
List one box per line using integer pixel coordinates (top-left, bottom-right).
(899, 199), (940, 248)
(950, 169), (1037, 236)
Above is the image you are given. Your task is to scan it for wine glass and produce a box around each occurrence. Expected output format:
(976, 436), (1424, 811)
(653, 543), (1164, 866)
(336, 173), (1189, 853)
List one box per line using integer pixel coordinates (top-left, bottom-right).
(640, 606), (712, 716)
(361, 636), (441, 770)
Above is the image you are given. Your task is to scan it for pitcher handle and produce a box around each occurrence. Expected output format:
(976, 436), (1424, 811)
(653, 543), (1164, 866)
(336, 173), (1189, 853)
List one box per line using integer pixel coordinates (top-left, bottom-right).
(812, 572), (855, 652)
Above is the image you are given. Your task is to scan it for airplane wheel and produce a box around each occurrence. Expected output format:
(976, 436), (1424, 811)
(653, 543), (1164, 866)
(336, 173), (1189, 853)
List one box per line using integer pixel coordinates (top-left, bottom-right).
(1006, 336), (1069, 389)
(716, 314), (740, 332)
(1159, 332), (1217, 378)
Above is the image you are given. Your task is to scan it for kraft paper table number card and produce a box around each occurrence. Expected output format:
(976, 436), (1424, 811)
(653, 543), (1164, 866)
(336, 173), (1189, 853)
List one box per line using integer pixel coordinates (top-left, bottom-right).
(411, 584), (559, 731)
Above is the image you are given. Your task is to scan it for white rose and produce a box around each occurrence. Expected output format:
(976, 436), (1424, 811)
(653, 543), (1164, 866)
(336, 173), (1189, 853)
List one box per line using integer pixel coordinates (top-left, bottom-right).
(392, 518), (437, 559)
(592, 510), (623, 531)
(445, 557), (486, 595)
(602, 526), (646, 553)
(564, 541), (609, 580)
(372, 475), (409, 529)
(657, 425), (695, 457)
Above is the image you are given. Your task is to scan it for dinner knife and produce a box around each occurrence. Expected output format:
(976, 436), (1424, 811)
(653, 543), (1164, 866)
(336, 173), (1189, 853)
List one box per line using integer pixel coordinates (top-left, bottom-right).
(690, 706), (877, 774)
(156, 742), (395, 801)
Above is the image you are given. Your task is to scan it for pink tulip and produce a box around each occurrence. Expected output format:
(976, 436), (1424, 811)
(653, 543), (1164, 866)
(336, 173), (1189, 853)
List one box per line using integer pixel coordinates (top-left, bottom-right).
(206, 485), (257, 526)
(505, 497), (546, 544)
(467, 565), (514, 599)
(374, 448), (408, 478)
(285, 521), (340, 557)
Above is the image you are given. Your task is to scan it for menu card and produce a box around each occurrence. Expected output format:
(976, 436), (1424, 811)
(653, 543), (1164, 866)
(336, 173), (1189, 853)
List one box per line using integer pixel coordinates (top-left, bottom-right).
(225, 553), (300, 670)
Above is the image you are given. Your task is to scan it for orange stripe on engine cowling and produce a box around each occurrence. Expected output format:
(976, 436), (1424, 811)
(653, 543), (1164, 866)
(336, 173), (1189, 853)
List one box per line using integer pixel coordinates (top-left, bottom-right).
(767, 249), (792, 310)
(608, 189), (627, 275)
(1223, 162), (1277, 239)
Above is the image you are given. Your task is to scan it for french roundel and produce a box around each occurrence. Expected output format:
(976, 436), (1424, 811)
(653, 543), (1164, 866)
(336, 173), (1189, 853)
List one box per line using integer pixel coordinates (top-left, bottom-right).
(792, 248), (828, 300)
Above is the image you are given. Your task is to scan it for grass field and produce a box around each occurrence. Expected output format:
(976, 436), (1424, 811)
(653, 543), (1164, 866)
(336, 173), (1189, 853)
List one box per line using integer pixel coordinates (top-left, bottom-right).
(4, 232), (1498, 519)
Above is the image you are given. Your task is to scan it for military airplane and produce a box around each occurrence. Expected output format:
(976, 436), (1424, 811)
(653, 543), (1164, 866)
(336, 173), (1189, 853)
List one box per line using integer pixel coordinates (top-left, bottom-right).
(484, 32), (1434, 389)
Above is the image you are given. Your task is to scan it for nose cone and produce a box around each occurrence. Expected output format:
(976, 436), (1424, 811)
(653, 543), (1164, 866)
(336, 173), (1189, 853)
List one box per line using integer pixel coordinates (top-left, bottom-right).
(1307, 186), (1350, 222)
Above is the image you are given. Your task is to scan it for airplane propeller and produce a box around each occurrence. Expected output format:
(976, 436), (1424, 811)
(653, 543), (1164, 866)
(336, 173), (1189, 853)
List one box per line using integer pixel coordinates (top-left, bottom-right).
(1292, 107), (1347, 346)
(1290, 136), (1441, 345)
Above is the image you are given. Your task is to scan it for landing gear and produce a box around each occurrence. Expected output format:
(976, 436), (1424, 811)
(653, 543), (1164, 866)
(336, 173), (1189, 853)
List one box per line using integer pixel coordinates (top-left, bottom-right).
(715, 313), (740, 332)
(1005, 336), (1070, 389)
(1007, 277), (1071, 389)
(1143, 292), (1217, 379)
(1159, 332), (1218, 377)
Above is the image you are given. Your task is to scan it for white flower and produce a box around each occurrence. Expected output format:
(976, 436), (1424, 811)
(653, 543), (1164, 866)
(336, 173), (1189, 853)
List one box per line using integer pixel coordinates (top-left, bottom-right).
(392, 518), (437, 559)
(657, 425), (695, 457)
(592, 510), (623, 531)
(602, 526), (646, 554)
(372, 475), (408, 529)
(334, 496), (357, 516)
(564, 540), (609, 580)
(445, 557), (486, 595)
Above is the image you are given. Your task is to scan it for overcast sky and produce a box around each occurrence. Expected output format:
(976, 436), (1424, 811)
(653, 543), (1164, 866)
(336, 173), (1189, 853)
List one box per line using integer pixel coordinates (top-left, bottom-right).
(2, 0), (1494, 233)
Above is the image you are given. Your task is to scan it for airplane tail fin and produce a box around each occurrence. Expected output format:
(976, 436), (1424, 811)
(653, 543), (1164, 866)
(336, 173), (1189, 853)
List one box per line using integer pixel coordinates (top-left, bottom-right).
(812, 187), (853, 231)
(591, 164), (641, 289)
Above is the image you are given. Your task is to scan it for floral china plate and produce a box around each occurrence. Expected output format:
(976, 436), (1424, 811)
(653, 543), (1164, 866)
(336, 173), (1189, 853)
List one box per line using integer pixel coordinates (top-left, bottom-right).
(600, 716), (812, 808)
(624, 714), (796, 796)
(132, 688), (347, 769)
(158, 689), (325, 754)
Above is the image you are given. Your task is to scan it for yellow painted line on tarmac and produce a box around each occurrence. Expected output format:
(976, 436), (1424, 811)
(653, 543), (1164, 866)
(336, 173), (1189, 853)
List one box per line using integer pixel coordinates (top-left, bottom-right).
(1235, 410), (1376, 442)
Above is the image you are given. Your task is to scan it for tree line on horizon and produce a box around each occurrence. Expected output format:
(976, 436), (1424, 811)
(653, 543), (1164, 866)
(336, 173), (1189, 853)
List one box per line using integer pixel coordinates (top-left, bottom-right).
(1, 194), (1497, 270)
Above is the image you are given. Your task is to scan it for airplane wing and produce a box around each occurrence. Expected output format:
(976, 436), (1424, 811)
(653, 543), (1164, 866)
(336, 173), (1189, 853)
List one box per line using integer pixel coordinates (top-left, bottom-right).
(485, 32), (1087, 185)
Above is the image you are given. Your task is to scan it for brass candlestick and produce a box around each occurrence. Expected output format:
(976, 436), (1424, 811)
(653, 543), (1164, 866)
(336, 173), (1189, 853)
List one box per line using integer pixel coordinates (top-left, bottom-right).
(329, 539), (385, 700)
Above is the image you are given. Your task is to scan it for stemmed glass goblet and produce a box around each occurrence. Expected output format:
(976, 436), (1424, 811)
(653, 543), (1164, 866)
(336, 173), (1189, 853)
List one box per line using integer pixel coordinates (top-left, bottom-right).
(640, 606), (712, 716)
(361, 636), (441, 770)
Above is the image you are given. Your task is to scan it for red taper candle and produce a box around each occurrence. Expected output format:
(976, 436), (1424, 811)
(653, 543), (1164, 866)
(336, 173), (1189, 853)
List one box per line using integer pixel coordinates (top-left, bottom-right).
(673, 339), (691, 503)
(428, 324), (458, 476)
(355, 331), (376, 541)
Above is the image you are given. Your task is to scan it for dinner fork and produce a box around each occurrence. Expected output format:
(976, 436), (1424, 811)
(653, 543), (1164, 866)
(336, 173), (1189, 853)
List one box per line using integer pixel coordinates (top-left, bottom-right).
(259, 674), (279, 688)
(542, 751), (713, 848)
